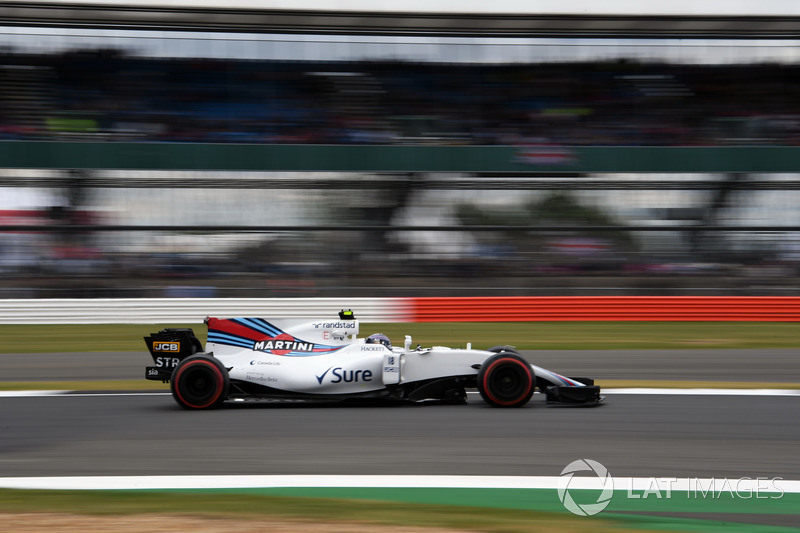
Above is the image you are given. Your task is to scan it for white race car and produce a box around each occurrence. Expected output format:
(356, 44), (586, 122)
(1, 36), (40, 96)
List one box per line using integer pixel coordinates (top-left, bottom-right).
(145, 310), (602, 409)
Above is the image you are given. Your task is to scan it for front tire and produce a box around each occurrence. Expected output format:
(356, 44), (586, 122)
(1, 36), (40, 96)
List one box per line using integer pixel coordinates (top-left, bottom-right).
(171, 355), (229, 410)
(487, 345), (520, 355)
(477, 353), (535, 408)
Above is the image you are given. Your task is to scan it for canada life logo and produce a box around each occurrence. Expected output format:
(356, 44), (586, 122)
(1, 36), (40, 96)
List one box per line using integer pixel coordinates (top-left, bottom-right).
(557, 459), (614, 516)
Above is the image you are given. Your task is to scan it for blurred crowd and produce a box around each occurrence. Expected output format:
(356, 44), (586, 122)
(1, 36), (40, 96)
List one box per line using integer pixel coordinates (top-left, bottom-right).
(1, 48), (799, 146)
(2, 46), (800, 297)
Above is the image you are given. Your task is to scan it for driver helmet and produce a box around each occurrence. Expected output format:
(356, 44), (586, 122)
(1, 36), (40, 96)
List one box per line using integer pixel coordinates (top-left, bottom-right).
(365, 333), (391, 349)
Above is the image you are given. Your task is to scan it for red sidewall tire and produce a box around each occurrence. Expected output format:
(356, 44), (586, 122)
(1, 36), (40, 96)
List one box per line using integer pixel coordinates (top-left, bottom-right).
(487, 345), (520, 355)
(478, 354), (535, 408)
(171, 356), (229, 410)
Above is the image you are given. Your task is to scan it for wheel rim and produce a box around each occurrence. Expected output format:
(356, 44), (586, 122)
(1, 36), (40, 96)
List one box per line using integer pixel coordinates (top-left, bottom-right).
(489, 364), (529, 402)
(175, 360), (223, 408)
(186, 368), (213, 397)
(480, 356), (534, 406)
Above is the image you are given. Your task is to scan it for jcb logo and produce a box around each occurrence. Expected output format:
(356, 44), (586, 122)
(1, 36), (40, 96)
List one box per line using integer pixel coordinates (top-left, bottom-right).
(153, 342), (180, 352)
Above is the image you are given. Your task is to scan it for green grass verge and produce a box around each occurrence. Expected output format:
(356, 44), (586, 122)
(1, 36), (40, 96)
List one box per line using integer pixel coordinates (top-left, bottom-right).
(2, 321), (798, 391)
(0, 380), (168, 391)
(0, 323), (197, 353)
(379, 321), (800, 351)
(0, 489), (657, 533)
(3, 321), (800, 353)
(2, 488), (799, 533)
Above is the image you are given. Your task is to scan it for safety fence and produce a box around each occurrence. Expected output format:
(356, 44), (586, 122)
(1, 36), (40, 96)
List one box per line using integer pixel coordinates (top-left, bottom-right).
(0, 297), (799, 324)
(0, 298), (410, 325)
(409, 296), (800, 322)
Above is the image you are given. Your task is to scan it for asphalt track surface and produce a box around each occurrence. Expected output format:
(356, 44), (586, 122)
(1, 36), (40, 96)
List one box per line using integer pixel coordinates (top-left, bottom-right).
(3, 348), (800, 528)
(1, 349), (798, 480)
(0, 391), (798, 481)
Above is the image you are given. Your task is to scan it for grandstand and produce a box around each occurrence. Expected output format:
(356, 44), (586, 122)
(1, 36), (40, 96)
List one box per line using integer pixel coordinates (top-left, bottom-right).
(1, 2), (800, 298)
(2, 51), (799, 146)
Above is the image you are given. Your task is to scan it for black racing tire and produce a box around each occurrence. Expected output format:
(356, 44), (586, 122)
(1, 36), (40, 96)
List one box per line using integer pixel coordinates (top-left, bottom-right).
(487, 345), (520, 355)
(477, 353), (535, 408)
(170, 355), (230, 410)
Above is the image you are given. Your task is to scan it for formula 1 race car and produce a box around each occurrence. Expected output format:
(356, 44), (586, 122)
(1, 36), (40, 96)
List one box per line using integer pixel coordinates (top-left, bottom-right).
(144, 310), (602, 409)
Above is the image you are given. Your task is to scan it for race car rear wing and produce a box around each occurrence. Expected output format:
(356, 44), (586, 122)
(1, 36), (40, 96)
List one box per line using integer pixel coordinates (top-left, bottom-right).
(144, 328), (203, 381)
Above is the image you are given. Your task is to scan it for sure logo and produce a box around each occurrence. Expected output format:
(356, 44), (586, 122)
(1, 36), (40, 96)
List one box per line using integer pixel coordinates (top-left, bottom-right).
(153, 342), (180, 352)
(315, 366), (373, 385)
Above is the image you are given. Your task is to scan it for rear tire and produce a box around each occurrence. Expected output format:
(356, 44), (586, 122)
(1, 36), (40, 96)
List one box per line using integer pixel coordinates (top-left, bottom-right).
(477, 353), (535, 408)
(171, 355), (229, 410)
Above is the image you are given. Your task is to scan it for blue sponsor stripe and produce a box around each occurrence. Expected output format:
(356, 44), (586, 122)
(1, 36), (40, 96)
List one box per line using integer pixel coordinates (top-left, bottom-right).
(209, 339), (252, 350)
(232, 318), (282, 337)
(207, 332), (254, 349)
(253, 318), (284, 336)
(278, 351), (326, 357)
(278, 347), (344, 357)
(233, 318), (271, 335)
(554, 374), (580, 387)
(207, 330), (254, 344)
(312, 346), (346, 353)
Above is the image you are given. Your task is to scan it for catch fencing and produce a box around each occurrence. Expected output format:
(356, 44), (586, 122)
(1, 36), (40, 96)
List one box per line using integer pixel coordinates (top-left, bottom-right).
(0, 298), (410, 324)
(409, 296), (800, 322)
(0, 296), (799, 324)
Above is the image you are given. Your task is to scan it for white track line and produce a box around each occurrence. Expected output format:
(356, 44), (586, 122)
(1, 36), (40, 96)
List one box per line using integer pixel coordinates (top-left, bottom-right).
(603, 388), (800, 396)
(0, 390), (71, 397)
(0, 391), (169, 397)
(0, 475), (798, 493)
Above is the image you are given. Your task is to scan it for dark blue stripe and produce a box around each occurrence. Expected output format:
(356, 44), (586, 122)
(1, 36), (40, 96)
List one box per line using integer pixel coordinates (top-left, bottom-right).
(231, 317), (282, 337)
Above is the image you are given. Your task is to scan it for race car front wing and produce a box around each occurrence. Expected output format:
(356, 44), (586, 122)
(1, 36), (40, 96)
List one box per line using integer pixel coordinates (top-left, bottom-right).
(544, 377), (603, 405)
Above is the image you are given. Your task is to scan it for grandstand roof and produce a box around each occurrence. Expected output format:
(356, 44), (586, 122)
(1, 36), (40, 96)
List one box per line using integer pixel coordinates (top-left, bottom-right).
(1, 1), (799, 38)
